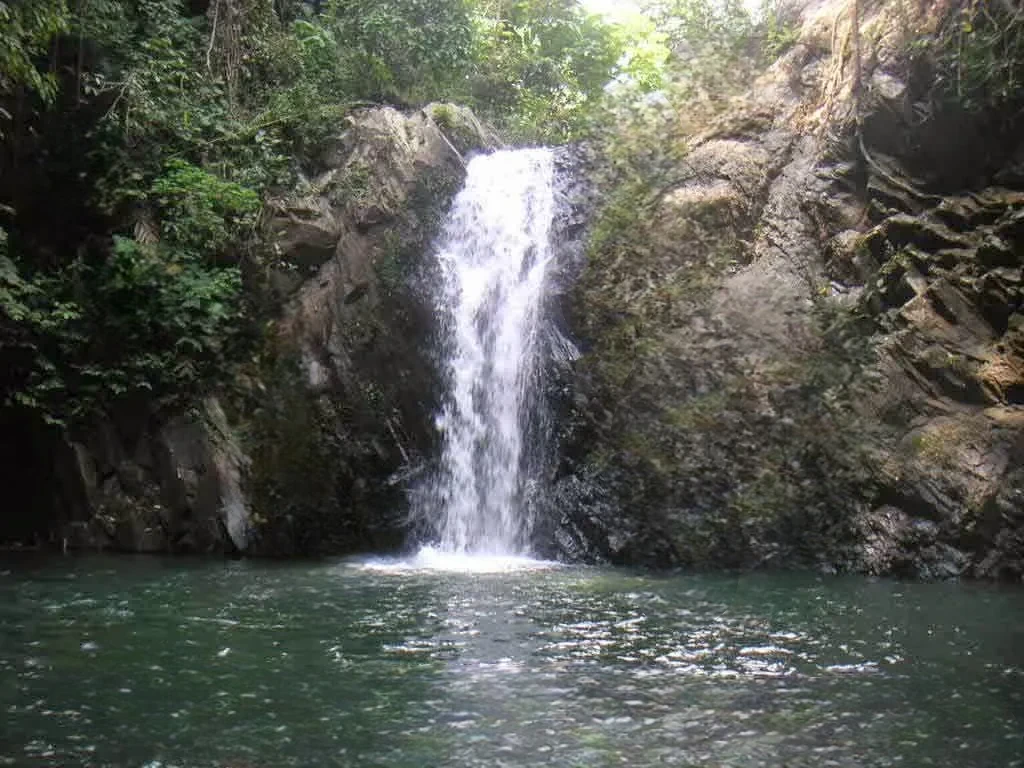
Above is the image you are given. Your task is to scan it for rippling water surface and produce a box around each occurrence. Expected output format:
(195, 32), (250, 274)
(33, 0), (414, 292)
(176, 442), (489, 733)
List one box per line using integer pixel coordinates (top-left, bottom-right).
(1, 554), (1022, 767)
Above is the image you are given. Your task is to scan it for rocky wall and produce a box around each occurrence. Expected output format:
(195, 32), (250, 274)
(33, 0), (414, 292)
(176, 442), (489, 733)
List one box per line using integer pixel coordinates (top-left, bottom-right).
(38, 103), (497, 555)
(558, 0), (1024, 580)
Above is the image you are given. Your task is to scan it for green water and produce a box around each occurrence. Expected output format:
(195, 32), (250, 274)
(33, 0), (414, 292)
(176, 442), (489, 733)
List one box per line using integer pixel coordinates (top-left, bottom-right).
(1, 555), (1022, 767)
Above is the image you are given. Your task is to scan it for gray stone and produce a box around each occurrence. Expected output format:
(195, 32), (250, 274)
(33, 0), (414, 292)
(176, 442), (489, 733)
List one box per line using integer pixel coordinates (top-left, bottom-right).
(43, 103), (497, 558)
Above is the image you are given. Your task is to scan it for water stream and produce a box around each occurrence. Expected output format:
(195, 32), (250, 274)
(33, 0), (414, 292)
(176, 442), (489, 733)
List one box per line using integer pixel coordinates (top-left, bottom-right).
(416, 148), (557, 558)
(2, 555), (1022, 767)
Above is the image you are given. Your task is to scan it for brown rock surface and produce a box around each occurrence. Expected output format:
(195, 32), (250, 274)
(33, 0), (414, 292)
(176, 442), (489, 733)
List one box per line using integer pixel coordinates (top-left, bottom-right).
(559, 0), (1024, 580)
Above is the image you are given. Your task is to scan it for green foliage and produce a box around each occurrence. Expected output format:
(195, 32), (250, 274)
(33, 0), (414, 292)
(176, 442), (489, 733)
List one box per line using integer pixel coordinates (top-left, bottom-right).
(469, 0), (626, 141)
(0, 0), (69, 104)
(430, 103), (457, 130)
(85, 1), (293, 209)
(0, 230), (81, 422)
(616, 14), (671, 93)
(1, 222), (245, 426)
(80, 237), (244, 400)
(1, 0), (290, 428)
(325, 0), (475, 100)
(928, 0), (1024, 115)
(641, 0), (763, 100)
(763, 1), (800, 59)
(150, 159), (260, 254)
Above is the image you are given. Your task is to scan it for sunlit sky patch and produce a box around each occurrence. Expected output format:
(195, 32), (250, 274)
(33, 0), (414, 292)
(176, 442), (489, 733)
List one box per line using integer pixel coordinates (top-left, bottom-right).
(579, 0), (643, 20)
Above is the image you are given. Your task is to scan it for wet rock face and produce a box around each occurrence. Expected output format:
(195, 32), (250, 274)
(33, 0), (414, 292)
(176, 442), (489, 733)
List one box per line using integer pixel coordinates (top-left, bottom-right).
(559, 0), (1024, 580)
(45, 104), (495, 556)
(247, 104), (496, 556)
(54, 398), (250, 554)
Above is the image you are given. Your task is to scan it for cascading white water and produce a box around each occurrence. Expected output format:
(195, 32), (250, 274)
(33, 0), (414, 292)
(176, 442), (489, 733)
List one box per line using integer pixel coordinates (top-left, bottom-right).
(419, 148), (557, 557)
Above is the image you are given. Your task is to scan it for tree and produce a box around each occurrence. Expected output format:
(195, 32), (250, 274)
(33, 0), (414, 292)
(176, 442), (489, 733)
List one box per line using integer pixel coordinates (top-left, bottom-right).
(324, 0), (475, 100)
(471, 0), (624, 140)
(0, 0), (69, 104)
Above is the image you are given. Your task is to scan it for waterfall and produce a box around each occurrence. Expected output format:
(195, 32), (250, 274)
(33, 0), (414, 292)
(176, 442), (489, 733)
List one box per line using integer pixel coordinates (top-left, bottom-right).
(418, 148), (557, 557)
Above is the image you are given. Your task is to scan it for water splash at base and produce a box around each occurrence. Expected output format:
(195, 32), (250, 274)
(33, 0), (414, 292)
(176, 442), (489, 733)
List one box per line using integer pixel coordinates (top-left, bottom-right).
(351, 547), (557, 574)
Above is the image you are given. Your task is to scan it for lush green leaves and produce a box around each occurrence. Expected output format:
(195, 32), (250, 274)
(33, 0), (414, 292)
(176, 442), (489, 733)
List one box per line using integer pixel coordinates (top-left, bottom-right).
(470, 0), (625, 141)
(0, 0), (69, 104)
(1, 229), (245, 426)
(929, 0), (1024, 115)
(86, 237), (244, 400)
(326, 0), (475, 99)
(151, 159), (260, 254)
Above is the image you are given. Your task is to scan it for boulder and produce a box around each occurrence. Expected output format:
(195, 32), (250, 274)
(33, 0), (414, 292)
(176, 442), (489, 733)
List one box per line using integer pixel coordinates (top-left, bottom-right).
(245, 104), (497, 555)
(56, 397), (250, 553)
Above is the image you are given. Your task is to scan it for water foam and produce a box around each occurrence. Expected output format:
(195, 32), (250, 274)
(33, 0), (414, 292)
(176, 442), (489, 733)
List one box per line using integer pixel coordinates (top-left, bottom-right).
(352, 547), (556, 574)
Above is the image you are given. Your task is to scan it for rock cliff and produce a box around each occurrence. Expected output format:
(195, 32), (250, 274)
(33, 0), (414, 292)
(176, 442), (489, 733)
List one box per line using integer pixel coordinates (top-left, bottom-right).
(33, 104), (495, 555)
(557, 0), (1024, 580)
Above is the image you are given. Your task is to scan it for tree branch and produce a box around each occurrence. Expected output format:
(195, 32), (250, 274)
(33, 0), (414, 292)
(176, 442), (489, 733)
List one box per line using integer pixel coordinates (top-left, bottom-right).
(206, 0), (220, 75)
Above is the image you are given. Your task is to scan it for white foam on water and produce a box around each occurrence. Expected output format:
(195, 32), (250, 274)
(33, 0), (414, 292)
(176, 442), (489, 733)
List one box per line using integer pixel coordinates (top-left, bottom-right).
(349, 546), (558, 574)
